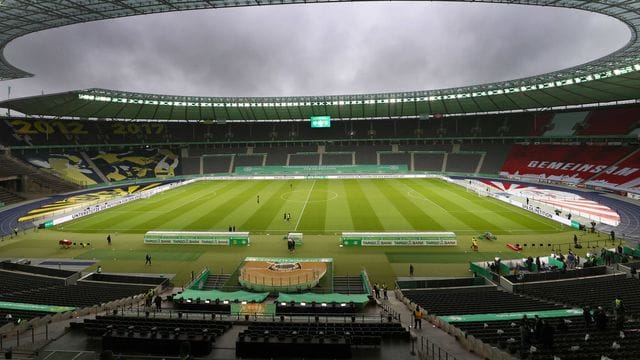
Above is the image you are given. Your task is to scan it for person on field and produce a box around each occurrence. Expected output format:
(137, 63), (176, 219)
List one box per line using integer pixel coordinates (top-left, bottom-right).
(471, 237), (479, 251)
(107, 234), (111, 245)
(145, 254), (152, 266)
(409, 264), (414, 277)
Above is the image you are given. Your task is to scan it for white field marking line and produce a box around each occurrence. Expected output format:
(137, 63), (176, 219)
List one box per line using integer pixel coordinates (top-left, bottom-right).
(485, 193), (564, 230)
(406, 189), (449, 213)
(295, 180), (316, 231)
(444, 184), (562, 231)
(60, 227), (560, 234)
(65, 185), (228, 226)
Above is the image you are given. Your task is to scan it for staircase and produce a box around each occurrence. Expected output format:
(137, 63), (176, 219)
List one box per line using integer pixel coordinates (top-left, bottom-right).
(333, 276), (365, 294)
(0, 187), (25, 206)
(202, 274), (231, 290)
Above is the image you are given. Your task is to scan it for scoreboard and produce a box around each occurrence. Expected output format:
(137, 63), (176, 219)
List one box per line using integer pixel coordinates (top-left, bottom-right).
(310, 116), (331, 128)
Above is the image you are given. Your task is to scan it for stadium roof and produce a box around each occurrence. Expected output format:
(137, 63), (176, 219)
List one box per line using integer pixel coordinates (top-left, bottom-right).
(1, 0), (640, 121)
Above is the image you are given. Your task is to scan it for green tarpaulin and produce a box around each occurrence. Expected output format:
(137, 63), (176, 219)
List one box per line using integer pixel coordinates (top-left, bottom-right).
(173, 289), (269, 303)
(277, 293), (369, 305)
(0, 301), (75, 313)
(439, 308), (583, 323)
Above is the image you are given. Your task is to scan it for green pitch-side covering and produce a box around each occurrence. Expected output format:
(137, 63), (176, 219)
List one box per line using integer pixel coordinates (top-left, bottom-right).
(277, 293), (370, 305)
(623, 245), (640, 258)
(173, 289), (269, 303)
(0, 301), (75, 313)
(570, 220), (582, 229)
(439, 308), (583, 323)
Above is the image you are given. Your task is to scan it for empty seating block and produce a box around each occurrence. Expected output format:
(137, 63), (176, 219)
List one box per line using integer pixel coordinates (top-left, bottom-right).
(83, 316), (231, 356)
(402, 286), (564, 316)
(236, 321), (408, 358)
(514, 274), (640, 315)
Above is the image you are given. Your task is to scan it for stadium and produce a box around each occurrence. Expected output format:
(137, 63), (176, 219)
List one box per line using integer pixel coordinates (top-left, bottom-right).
(0, 1), (639, 359)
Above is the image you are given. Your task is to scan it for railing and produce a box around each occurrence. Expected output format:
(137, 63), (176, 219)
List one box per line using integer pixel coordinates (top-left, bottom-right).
(108, 305), (399, 324)
(379, 299), (402, 323)
(0, 321), (53, 351)
(419, 336), (458, 360)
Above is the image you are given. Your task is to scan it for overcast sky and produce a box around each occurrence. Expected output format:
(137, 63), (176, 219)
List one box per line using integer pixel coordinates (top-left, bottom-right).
(1, 1), (631, 100)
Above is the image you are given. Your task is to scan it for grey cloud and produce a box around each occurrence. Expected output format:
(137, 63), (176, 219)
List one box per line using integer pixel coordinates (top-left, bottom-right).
(2, 2), (630, 100)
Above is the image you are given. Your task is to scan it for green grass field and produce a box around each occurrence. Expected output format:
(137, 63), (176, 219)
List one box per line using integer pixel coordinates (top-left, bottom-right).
(59, 178), (563, 235)
(1, 178), (610, 287)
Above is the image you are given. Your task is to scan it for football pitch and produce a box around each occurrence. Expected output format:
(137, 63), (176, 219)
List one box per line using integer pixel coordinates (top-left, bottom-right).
(61, 178), (562, 235)
(3, 178), (601, 287)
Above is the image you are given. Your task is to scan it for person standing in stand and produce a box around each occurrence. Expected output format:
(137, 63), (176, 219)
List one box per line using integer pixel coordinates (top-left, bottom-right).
(414, 306), (423, 329)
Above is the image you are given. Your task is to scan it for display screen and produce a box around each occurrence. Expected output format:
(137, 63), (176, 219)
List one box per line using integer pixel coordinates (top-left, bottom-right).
(310, 116), (331, 128)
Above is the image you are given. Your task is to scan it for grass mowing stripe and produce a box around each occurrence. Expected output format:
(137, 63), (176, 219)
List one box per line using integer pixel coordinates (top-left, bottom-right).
(374, 179), (445, 231)
(407, 179), (507, 233)
(297, 180), (329, 234)
(323, 180), (354, 233)
(127, 181), (237, 231)
(182, 180), (272, 230)
(76, 249), (201, 261)
(239, 181), (289, 231)
(295, 180), (316, 230)
(434, 181), (560, 231)
(65, 182), (224, 232)
(465, 189), (562, 230)
(96, 181), (231, 233)
(344, 179), (384, 231)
